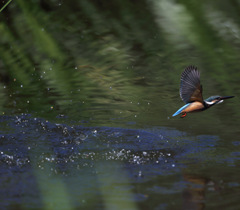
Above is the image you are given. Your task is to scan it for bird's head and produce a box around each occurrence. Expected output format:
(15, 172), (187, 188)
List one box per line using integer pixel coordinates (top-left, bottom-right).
(204, 95), (234, 106)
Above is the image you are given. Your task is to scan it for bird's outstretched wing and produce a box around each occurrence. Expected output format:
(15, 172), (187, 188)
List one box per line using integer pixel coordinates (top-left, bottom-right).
(180, 65), (203, 103)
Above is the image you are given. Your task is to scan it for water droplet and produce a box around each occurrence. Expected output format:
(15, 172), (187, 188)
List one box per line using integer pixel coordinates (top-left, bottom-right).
(92, 130), (97, 136)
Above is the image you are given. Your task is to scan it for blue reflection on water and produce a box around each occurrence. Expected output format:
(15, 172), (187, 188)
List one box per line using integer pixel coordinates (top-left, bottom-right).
(0, 114), (231, 209)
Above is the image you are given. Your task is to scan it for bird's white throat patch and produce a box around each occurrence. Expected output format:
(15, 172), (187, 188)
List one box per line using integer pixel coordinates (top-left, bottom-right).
(205, 100), (223, 105)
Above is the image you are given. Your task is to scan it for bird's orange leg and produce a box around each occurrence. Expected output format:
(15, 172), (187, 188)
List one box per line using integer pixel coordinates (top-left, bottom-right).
(181, 112), (187, 118)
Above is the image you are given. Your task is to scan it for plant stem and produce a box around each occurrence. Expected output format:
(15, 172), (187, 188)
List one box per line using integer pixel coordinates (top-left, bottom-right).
(0, 0), (12, 13)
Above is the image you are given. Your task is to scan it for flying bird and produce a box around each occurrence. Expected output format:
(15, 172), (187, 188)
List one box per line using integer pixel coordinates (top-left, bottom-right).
(172, 65), (234, 118)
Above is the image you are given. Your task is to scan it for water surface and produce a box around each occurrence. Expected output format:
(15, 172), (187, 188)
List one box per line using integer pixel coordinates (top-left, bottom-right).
(0, 0), (240, 209)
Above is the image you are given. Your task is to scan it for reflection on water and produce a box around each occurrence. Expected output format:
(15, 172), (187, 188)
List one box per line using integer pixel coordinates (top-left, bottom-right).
(0, 115), (239, 209)
(1, 0), (240, 209)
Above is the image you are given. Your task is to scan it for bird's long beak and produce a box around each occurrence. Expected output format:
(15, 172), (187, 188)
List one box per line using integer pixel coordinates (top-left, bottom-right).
(220, 96), (234, 100)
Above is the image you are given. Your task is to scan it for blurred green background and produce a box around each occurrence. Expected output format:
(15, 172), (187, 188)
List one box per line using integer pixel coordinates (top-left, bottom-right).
(1, 0), (240, 209)
(0, 0), (239, 130)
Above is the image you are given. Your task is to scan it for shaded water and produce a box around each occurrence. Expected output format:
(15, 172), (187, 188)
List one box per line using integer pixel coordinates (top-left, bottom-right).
(0, 114), (234, 209)
(1, 0), (240, 209)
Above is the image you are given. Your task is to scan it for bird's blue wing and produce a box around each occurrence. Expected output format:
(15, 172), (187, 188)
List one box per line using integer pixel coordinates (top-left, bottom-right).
(172, 103), (191, 117)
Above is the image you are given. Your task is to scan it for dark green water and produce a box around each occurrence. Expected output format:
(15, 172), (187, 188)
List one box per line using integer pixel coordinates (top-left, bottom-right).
(0, 0), (240, 209)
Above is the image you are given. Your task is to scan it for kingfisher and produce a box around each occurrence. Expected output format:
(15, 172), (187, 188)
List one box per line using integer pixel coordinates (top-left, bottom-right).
(172, 65), (234, 118)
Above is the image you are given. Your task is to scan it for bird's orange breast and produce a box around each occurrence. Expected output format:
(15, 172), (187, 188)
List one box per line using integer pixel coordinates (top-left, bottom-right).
(182, 102), (205, 113)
